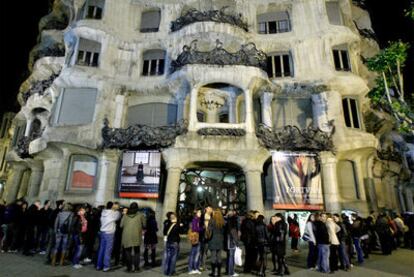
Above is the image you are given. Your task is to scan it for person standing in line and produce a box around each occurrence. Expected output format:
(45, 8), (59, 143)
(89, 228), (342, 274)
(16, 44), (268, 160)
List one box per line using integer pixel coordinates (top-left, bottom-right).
(274, 213), (290, 276)
(225, 210), (239, 277)
(256, 214), (268, 277)
(120, 202), (146, 272)
(199, 206), (213, 271)
(240, 211), (257, 274)
(163, 212), (180, 276)
(288, 214), (300, 252)
(303, 213), (317, 270)
(208, 209), (225, 277)
(37, 200), (52, 254)
(51, 202), (73, 266)
(314, 213), (330, 273)
(333, 214), (351, 271)
(188, 209), (203, 274)
(350, 213), (365, 264)
(144, 210), (158, 268)
(96, 201), (121, 272)
(45, 200), (64, 264)
(267, 216), (278, 273)
(72, 206), (88, 269)
(326, 214), (340, 272)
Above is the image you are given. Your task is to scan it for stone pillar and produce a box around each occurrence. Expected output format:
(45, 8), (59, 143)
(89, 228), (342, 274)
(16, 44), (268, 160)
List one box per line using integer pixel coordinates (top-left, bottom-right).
(4, 163), (26, 204)
(24, 119), (33, 137)
(405, 188), (414, 212)
(245, 169), (265, 212)
(27, 167), (44, 199)
(364, 177), (378, 212)
(206, 109), (219, 123)
(228, 93), (237, 124)
(176, 95), (185, 121)
(95, 150), (119, 206)
(260, 92), (273, 128)
(162, 167), (182, 217)
(114, 94), (126, 128)
(188, 88), (198, 131)
(320, 152), (341, 213)
(244, 89), (255, 133)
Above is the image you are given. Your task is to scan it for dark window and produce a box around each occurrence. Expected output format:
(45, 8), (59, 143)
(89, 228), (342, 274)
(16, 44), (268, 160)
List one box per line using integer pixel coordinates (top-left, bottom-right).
(84, 0), (105, 20)
(268, 21), (277, 34)
(197, 111), (205, 122)
(342, 97), (361, 129)
(267, 53), (293, 78)
(76, 38), (101, 67)
(257, 11), (291, 34)
(333, 48), (351, 71)
(219, 113), (229, 123)
(142, 50), (165, 76)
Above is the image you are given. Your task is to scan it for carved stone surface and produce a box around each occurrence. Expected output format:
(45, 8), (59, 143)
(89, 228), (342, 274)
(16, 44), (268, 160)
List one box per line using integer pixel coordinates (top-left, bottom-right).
(377, 149), (403, 163)
(101, 118), (188, 149)
(21, 72), (61, 103)
(15, 136), (33, 159)
(170, 39), (267, 73)
(171, 7), (248, 32)
(352, 0), (367, 9)
(256, 124), (335, 152)
(197, 128), (246, 137)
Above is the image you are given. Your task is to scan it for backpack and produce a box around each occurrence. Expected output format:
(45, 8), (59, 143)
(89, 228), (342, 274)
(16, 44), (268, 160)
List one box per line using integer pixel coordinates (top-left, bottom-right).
(188, 228), (199, 245)
(59, 216), (70, 234)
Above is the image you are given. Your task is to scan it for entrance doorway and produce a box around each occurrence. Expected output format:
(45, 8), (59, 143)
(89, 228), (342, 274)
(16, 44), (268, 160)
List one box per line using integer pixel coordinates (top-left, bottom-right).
(177, 163), (246, 229)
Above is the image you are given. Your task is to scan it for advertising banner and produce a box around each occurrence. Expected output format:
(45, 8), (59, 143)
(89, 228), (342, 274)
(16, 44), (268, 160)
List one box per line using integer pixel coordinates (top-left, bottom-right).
(119, 150), (161, 198)
(272, 152), (324, 210)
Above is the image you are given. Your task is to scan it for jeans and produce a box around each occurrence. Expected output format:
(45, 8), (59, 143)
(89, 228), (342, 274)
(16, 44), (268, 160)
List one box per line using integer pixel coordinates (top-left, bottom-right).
(307, 241), (318, 268)
(53, 233), (69, 254)
(227, 248), (236, 275)
(199, 242), (209, 269)
(37, 227), (49, 251)
(97, 232), (115, 270)
(72, 234), (84, 265)
(317, 244), (330, 273)
(188, 244), (200, 271)
(338, 242), (350, 269)
(353, 237), (364, 264)
(164, 242), (179, 276)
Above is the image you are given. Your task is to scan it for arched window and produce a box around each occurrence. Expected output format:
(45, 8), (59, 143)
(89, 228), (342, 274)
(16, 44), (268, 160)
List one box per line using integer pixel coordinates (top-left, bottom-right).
(76, 38), (101, 67)
(66, 154), (98, 192)
(127, 103), (177, 127)
(142, 50), (165, 76)
(140, 9), (161, 32)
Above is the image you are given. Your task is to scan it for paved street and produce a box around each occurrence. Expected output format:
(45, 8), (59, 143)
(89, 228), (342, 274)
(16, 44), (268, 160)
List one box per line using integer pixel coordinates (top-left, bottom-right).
(1, 244), (413, 277)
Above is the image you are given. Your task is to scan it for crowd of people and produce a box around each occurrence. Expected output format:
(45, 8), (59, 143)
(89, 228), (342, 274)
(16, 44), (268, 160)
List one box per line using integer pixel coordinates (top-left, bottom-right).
(1, 198), (414, 276)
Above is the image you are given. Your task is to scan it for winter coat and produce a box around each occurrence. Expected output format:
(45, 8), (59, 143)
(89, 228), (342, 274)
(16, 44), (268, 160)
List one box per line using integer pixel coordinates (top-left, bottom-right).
(120, 211), (146, 248)
(288, 218), (300, 239)
(314, 220), (330, 245)
(144, 215), (158, 245)
(326, 218), (340, 245)
(208, 218), (224, 250)
(164, 221), (180, 244)
(274, 220), (288, 256)
(303, 221), (316, 244)
(100, 209), (121, 234)
(256, 222), (269, 245)
(240, 218), (256, 246)
(225, 216), (239, 250)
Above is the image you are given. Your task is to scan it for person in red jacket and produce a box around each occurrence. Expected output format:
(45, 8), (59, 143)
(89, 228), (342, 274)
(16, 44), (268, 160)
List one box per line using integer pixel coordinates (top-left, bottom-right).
(288, 214), (300, 252)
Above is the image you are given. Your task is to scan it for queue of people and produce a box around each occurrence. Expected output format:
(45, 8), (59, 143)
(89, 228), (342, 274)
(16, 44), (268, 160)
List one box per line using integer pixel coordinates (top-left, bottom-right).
(1, 198), (414, 276)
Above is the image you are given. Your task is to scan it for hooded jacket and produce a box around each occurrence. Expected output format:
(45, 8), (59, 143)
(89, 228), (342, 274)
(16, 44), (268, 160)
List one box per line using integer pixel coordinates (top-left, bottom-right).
(100, 209), (121, 234)
(120, 211), (146, 248)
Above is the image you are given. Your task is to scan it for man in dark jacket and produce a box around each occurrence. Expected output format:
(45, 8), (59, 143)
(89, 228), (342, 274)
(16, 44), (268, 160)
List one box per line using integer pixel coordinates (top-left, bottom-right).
(274, 213), (290, 276)
(314, 213), (330, 273)
(163, 213), (180, 276)
(240, 211), (257, 273)
(37, 200), (52, 254)
(23, 200), (41, 255)
(351, 214), (365, 264)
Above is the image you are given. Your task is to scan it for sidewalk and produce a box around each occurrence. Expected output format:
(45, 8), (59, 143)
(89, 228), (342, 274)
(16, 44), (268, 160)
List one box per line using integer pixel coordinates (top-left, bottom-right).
(0, 244), (413, 277)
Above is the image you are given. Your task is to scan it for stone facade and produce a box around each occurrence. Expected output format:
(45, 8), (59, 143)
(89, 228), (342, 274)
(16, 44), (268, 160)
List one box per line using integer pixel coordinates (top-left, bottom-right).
(3, 0), (413, 217)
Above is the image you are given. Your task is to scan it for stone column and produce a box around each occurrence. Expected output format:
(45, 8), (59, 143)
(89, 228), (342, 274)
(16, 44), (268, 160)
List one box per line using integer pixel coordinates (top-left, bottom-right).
(114, 94), (126, 128)
(188, 88), (198, 131)
(176, 95), (185, 121)
(245, 169), (265, 212)
(94, 150), (120, 206)
(4, 163), (26, 204)
(162, 167), (182, 217)
(244, 89), (255, 133)
(27, 167), (44, 199)
(320, 152), (341, 213)
(228, 93), (237, 124)
(260, 92), (273, 128)
(24, 119), (33, 137)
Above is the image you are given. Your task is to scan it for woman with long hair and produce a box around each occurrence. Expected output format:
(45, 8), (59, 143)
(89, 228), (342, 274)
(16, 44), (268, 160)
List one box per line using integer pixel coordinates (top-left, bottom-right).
(303, 213), (317, 269)
(208, 208), (225, 276)
(256, 214), (268, 277)
(188, 209), (203, 274)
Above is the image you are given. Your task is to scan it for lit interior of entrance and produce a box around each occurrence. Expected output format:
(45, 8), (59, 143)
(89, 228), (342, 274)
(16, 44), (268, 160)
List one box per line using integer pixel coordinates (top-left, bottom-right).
(177, 163), (246, 225)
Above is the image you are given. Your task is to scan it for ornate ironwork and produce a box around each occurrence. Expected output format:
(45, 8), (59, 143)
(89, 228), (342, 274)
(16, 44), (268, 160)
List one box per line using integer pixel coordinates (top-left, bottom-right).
(353, 21), (378, 41)
(352, 0), (368, 9)
(170, 7), (248, 32)
(170, 39), (267, 73)
(101, 118), (188, 149)
(21, 72), (61, 103)
(256, 124), (335, 152)
(197, 127), (246, 137)
(377, 149), (403, 163)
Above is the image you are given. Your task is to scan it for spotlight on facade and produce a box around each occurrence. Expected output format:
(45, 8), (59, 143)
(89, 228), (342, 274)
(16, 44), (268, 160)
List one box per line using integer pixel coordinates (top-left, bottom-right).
(272, 151), (287, 162)
(197, 186), (204, 192)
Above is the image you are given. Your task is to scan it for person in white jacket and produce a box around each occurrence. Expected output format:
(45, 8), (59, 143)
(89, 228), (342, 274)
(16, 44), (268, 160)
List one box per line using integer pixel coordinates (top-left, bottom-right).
(326, 215), (340, 272)
(96, 202), (121, 272)
(303, 214), (317, 269)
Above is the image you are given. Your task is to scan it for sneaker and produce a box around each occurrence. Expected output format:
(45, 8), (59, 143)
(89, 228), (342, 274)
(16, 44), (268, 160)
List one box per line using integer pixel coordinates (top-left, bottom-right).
(38, 251), (46, 255)
(103, 268), (111, 272)
(195, 270), (202, 274)
(83, 257), (92, 263)
(231, 273), (239, 277)
(73, 264), (83, 269)
(188, 270), (196, 274)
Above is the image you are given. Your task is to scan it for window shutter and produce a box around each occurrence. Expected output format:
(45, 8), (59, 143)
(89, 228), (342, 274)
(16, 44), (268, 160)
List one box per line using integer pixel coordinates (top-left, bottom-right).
(326, 2), (342, 25)
(127, 103), (153, 126)
(141, 10), (161, 31)
(57, 88), (97, 125)
(78, 38), (101, 53)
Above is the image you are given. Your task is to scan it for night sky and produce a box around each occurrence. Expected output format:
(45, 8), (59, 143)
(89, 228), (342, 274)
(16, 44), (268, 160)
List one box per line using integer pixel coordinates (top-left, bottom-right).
(1, 0), (413, 119)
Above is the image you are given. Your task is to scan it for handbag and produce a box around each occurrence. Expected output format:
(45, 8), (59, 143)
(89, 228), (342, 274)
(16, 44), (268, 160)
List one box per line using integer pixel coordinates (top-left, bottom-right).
(235, 246), (243, 266)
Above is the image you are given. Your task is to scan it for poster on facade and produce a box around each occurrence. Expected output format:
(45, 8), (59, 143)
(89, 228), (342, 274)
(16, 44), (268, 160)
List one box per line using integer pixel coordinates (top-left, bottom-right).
(118, 150), (161, 198)
(272, 151), (324, 210)
(70, 160), (97, 190)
